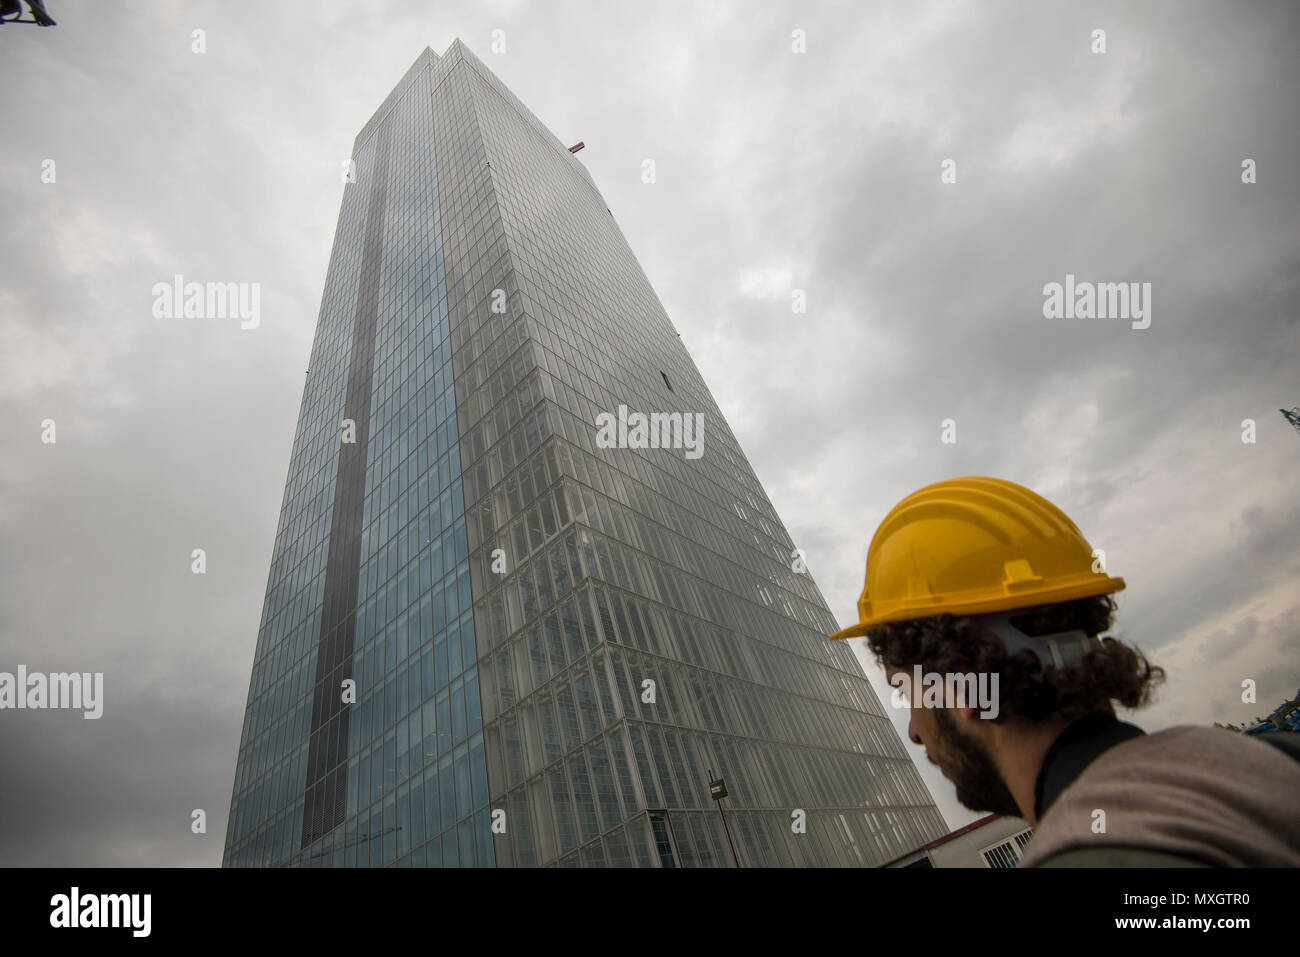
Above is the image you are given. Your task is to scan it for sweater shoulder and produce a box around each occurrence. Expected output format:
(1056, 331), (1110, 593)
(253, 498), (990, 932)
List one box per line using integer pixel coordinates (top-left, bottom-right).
(1019, 724), (1300, 867)
(1035, 844), (1212, 867)
(1097, 724), (1300, 772)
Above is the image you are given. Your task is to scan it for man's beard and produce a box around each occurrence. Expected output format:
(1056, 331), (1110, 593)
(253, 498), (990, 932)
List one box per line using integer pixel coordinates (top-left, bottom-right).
(932, 709), (1021, 816)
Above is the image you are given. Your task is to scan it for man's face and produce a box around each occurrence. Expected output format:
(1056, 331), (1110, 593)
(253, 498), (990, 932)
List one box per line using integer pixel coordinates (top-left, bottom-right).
(886, 665), (1019, 816)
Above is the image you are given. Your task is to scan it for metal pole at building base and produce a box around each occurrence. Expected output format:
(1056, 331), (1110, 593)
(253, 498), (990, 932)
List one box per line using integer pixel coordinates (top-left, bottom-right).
(708, 768), (741, 868)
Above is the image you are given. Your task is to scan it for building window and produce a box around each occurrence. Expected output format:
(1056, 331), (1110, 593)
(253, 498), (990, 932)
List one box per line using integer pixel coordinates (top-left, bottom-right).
(648, 811), (678, 868)
(980, 826), (1034, 868)
(660, 371), (673, 393)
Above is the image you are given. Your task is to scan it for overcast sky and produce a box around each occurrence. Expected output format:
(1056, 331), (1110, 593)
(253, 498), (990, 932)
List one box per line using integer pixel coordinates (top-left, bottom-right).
(1, 0), (1297, 867)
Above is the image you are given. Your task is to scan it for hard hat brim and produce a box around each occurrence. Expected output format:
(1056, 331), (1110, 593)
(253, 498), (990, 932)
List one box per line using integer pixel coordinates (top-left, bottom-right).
(829, 576), (1125, 641)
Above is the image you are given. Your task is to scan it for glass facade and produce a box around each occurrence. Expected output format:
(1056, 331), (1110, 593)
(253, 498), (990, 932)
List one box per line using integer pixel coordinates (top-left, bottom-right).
(224, 41), (946, 868)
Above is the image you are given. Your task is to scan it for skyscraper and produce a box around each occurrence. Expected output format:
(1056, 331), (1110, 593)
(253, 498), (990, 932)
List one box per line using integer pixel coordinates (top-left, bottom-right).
(222, 40), (945, 868)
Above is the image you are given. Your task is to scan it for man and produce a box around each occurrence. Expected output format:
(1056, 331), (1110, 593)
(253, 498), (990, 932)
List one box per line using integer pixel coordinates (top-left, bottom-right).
(831, 476), (1300, 866)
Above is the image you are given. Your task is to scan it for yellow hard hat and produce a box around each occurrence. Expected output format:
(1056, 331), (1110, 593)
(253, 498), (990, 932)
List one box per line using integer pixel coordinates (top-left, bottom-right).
(830, 476), (1125, 640)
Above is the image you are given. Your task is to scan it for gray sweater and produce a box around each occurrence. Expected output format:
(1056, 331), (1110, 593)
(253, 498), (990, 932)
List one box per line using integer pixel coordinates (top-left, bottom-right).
(1020, 722), (1300, 867)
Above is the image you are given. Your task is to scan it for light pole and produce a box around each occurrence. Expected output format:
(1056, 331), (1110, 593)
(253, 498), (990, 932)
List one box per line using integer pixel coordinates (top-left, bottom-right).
(708, 767), (740, 868)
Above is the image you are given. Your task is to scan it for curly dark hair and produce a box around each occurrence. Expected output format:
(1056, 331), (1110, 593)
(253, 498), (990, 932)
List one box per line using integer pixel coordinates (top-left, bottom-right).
(863, 595), (1165, 723)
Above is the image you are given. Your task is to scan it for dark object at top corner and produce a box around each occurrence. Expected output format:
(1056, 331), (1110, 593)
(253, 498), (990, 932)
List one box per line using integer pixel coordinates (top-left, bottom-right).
(0, 0), (57, 26)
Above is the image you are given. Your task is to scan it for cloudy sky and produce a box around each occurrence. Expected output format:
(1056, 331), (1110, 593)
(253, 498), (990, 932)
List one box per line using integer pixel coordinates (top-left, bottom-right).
(1, 0), (1296, 867)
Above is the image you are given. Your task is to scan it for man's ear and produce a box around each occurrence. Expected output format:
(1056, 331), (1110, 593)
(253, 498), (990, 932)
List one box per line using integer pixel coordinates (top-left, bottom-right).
(955, 707), (1003, 744)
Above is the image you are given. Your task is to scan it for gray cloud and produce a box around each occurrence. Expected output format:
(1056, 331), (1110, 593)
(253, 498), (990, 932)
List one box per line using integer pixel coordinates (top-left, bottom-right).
(1, 0), (1298, 862)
